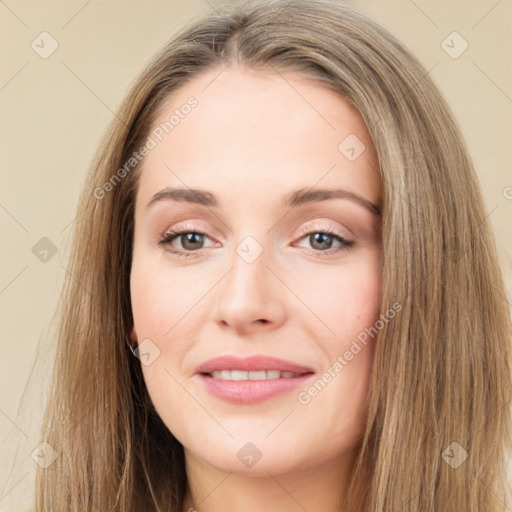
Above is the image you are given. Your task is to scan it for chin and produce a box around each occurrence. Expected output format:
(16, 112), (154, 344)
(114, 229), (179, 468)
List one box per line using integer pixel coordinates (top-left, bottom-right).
(192, 447), (306, 476)
(181, 431), (326, 477)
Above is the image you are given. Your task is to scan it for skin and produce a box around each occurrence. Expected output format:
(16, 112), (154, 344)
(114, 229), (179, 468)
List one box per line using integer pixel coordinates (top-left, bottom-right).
(130, 65), (382, 512)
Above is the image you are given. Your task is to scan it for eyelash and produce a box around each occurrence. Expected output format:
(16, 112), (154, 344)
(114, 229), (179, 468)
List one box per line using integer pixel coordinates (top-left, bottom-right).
(157, 225), (354, 258)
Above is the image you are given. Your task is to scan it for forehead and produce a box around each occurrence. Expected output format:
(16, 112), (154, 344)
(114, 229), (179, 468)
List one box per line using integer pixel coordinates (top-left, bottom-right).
(135, 66), (380, 210)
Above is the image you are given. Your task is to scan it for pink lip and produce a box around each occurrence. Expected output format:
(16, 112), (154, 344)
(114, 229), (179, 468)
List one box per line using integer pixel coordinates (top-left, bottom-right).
(195, 355), (314, 374)
(195, 355), (315, 404)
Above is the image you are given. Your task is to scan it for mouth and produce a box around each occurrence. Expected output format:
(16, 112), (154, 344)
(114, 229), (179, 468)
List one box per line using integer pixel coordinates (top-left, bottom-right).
(195, 355), (315, 404)
(203, 369), (311, 380)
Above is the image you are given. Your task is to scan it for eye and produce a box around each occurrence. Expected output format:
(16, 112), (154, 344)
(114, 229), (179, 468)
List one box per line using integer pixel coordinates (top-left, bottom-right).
(158, 226), (215, 257)
(295, 226), (354, 255)
(157, 225), (354, 257)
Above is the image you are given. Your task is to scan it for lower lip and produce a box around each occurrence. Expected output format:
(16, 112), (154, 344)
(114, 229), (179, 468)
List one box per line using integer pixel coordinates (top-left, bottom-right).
(198, 373), (314, 404)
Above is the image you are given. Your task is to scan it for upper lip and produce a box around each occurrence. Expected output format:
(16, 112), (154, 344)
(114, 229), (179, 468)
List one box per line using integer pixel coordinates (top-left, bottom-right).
(195, 355), (315, 375)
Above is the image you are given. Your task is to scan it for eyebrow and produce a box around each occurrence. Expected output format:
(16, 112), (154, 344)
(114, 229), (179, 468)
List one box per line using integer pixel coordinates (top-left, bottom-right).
(146, 187), (381, 216)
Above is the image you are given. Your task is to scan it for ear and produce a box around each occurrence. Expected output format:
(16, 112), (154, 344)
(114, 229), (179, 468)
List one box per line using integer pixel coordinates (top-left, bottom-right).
(130, 325), (137, 343)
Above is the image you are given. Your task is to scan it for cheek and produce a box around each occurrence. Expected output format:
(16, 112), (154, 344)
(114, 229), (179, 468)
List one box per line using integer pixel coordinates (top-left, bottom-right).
(130, 261), (199, 433)
(129, 255), (210, 409)
(296, 253), (382, 342)
(130, 256), (205, 338)
(337, 264), (381, 335)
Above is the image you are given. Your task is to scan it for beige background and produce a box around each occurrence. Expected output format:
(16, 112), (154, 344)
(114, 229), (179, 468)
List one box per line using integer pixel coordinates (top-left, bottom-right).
(1, 1), (511, 509)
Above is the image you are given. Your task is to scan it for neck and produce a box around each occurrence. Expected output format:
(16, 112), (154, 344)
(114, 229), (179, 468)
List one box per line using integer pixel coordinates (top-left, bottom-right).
(181, 448), (364, 512)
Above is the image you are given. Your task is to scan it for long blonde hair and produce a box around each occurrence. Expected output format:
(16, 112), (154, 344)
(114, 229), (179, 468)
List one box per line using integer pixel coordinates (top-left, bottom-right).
(36, 0), (512, 510)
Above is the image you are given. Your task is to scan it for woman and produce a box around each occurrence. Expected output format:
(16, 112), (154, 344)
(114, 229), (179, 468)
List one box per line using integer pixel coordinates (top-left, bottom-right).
(36, 0), (512, 510)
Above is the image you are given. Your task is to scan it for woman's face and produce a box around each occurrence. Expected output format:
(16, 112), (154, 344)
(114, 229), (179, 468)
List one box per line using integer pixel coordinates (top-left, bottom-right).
(130, 66), (382, 476)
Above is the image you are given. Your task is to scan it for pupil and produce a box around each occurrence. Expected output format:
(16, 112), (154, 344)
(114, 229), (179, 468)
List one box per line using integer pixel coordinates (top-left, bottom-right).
(311, 233), (332, 250)
(183, 233), (203, 250)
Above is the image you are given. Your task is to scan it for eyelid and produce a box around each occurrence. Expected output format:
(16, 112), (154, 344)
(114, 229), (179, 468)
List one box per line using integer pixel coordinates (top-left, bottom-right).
(295, 221), (353, 240)
(161, 220), (217, 239)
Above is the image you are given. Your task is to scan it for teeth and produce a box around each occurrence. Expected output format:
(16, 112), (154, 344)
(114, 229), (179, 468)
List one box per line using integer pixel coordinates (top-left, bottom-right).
(249, 371), (266, 380)
(210, 370), (302, 380)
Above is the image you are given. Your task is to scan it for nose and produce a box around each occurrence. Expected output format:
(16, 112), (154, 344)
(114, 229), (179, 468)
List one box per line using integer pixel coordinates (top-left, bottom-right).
(213, 240), (287, 335)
